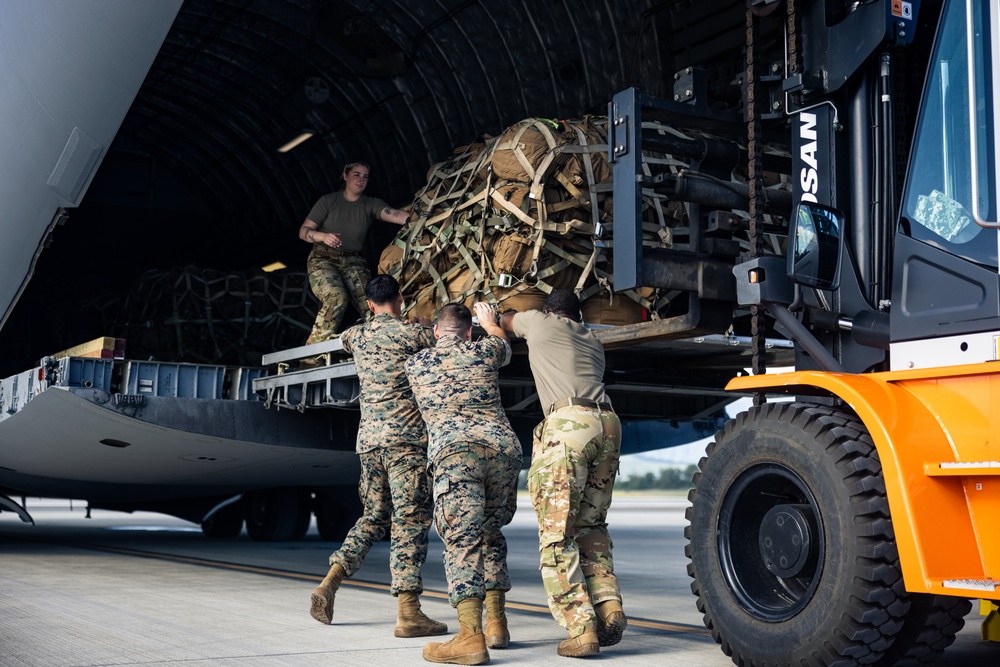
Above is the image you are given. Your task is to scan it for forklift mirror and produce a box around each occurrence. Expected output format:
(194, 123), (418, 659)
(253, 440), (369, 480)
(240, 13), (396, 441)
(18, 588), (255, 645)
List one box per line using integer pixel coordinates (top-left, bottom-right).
(787, 202), (843, 290)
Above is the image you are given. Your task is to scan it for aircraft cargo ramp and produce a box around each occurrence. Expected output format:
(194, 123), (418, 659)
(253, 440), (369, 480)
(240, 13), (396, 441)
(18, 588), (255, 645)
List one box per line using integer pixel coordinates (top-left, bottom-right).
(0, 355), (361, 523)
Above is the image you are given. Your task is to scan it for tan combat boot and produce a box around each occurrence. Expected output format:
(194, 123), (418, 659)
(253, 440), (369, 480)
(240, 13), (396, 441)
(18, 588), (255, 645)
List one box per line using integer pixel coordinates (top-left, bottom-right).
(557, 622), (599, 658)
(422, 597), (489, 665)
(395, 591), (449, 637)
(594, 599), (627, 647)
(484, 589), (510, 649)
(310, 562), (346, 624)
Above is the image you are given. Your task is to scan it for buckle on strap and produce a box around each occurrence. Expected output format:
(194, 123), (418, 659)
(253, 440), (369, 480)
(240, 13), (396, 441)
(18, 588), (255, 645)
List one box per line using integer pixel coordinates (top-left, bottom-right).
(549, 397), (612, 413)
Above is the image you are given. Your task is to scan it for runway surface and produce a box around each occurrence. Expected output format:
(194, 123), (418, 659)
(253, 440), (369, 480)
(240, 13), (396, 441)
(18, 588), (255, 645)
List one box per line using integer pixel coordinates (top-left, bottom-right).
(1, 496), (997, 666)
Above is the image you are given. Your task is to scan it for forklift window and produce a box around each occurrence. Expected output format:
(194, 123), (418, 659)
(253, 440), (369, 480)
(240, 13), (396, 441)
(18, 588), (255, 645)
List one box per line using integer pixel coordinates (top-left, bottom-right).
(901, 0), (998, 269)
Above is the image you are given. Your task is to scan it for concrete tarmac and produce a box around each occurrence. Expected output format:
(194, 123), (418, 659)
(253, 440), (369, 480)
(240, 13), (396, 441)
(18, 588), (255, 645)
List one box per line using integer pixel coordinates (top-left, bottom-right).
(1, 496), (997, 667)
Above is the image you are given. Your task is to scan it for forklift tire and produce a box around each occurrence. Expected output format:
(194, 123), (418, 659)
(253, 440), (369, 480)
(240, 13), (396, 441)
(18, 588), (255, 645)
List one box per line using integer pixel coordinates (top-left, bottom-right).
(873, 594), (972, 666)
(685, 402), (910, 666)
(245, 487), (299, 542)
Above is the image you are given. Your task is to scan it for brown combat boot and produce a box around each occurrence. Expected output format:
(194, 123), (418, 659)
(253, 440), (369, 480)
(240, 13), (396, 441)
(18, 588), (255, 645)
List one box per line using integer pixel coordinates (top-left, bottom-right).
(310, 562), (346, 624)
(557, 623), (599, 658)
(594, 599), (627, 647)
(422, 597), (489, 665)
(484, 589), (510, 649)
(395, 591), (449, 638)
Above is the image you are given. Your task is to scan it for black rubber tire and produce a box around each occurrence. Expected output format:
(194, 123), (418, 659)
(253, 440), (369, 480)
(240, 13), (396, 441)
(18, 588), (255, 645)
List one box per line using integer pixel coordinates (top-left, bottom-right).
(290, 490), (313, 540)
(315, 489), (363, 542)
(244, 487), (299, 542)
(872, 594), (972, 666)
(200, 501), (244, 539)
(685, 402), (910, 666)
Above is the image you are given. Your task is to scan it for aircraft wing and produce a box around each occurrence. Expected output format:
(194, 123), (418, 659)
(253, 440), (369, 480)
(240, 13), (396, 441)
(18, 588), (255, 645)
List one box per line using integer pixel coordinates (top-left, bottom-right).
(0, 1), (182, 331)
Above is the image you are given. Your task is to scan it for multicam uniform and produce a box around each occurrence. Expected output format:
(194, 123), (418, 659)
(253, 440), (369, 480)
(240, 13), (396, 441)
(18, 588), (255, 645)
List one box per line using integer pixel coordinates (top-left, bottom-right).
(405, 334), (522, 607)
(304, 191), (388, 343)
(330, 312), (436, 595)
(510, 310), (623, 637)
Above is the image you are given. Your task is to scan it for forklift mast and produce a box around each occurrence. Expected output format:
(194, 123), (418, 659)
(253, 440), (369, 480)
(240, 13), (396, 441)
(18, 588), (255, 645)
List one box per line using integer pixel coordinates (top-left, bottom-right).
(615, 2), (1000, 665)
(609, 0), (1000, 375)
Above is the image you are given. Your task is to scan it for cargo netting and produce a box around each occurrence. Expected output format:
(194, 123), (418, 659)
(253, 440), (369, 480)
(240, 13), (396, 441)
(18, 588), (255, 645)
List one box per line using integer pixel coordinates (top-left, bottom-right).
(379, 116), (790, 325)
(117, 267), (315, 365)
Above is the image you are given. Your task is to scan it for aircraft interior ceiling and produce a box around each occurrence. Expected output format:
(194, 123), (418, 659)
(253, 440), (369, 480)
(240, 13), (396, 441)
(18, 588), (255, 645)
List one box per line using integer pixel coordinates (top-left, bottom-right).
(0, 0), (755, 376)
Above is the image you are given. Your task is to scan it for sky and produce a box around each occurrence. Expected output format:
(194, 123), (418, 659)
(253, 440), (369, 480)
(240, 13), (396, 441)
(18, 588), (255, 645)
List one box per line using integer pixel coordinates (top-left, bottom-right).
(617, 394), (768, 478)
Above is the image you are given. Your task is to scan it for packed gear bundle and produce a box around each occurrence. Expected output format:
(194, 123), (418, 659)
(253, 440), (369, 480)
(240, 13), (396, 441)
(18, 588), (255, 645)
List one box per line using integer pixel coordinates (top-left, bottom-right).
(379, 116), (788, 324)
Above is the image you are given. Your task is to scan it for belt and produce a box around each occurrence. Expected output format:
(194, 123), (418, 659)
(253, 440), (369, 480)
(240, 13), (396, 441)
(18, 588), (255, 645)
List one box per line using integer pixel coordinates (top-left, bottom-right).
(314, 246), (359, 258)
(549, 397), (613, 413)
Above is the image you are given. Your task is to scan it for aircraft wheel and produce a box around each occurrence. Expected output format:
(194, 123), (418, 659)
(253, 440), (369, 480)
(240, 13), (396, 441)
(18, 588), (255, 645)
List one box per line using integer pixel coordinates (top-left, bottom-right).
(315, 489), (362, 542)
(200, 500), (244, 539)
(685, 402), (910, 666)
(290, 490), (313, 540)
(245, 487), (298, 541)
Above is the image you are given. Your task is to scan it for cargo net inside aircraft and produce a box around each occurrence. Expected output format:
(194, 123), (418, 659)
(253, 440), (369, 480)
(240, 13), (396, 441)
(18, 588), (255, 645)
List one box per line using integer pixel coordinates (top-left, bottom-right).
(380, 116), (790, 324)
(116, 268), (316, 366)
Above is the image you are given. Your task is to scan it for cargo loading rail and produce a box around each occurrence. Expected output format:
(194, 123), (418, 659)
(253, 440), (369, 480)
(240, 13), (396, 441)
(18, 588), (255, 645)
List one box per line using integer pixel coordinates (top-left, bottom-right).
(252, 338), (359, 412)
(1, 356), (267, 420)
(248, 326), (795, 415)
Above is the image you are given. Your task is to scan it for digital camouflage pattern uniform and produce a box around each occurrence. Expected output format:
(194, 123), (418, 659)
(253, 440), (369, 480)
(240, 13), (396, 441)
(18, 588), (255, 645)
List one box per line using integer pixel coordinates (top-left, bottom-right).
(304, 191), (388, 342)
(405, 334), (522, 607)
(330, 312), (437, 595)
(512, 310), (623, 638)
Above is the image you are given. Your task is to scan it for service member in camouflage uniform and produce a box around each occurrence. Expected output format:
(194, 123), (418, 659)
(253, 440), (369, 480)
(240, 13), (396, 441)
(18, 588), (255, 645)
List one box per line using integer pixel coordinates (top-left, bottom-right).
(309, 274), (448, 639)
(405, 302), (521, 666)
(298, 162), (411, 343)
(500, 289), (627, 658)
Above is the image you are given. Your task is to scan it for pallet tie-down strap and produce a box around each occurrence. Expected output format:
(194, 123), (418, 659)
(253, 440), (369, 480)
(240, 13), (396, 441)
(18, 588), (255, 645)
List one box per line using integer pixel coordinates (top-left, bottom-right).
(489, 188), (537, 228)
(477, 171), (492, 286)
(542, 237), (599, 272)
(402, 203), (477, 301)
(494, 119), (559, 186)
(564, 120), (603, 232)
(589, 266), (669, 315)
(527, 122), (567, 201)
(640, 160), (670, 236)
(455, 241), (485, 284)
(486, 258), (571, 305)
(416, 144), (492, 211)
(410, 253), (473, 313)
(420, 154), (493, 226)
(575, 244), (600, 293)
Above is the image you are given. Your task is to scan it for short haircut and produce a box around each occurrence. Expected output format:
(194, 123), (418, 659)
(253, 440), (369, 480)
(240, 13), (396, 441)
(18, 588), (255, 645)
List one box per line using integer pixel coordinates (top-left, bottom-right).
(543, 289), (582, 322)
(343, 161), (370, 175)
(437, 303), (472, 333)
(365, 274), (399, 305)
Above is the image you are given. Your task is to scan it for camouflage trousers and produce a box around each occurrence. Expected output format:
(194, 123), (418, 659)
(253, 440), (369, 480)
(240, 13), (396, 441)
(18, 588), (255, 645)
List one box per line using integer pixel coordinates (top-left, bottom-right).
(306, 251), (370, 344)
(329, 443), (433, 595)
(528, 405), (623, 636)
(430, 443), (520, 607)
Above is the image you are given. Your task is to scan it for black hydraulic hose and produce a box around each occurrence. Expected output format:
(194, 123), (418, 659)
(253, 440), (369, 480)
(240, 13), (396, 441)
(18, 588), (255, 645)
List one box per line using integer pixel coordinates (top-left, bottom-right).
(642, 133), (792, 175)
(647, 172), (794, 218)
